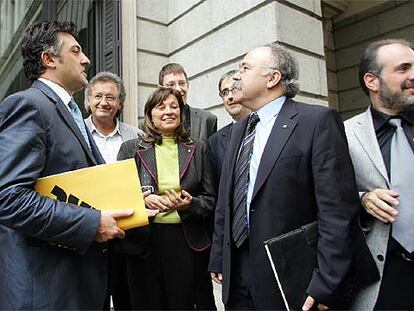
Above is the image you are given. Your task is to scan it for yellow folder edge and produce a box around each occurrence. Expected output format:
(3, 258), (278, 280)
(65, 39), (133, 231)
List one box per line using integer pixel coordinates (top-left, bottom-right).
(35, 159), (149, 230)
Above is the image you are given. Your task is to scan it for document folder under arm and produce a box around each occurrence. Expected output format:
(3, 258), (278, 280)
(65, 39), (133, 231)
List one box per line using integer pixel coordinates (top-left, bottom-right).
(264, 221), (318, 311)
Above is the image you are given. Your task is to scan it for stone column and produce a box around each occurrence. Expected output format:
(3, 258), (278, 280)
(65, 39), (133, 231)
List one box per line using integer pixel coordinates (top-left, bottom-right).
(120, 0), (139, 127)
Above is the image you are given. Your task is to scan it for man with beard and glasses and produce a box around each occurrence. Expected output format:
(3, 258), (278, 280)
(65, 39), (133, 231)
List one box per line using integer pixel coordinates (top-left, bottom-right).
(345, 39), (414, 310)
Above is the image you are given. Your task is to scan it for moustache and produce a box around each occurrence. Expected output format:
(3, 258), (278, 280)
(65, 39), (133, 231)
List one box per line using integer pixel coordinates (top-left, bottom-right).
(402, 80), (414, 89)
(231, 81), (242, 91)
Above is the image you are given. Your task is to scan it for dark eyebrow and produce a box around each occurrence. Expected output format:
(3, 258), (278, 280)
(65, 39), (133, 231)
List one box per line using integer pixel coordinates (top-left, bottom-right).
(394, 61), (412, 68)
(71, 44), (81, 51)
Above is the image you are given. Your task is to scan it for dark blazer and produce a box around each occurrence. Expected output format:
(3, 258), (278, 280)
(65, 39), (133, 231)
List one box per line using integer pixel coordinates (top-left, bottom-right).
(207, 122), (233, 190)
(208, 99), (378, 309)
(116, 137), (215, 254)
(189, 106), (217, 143)
(0, 80), (106, 309)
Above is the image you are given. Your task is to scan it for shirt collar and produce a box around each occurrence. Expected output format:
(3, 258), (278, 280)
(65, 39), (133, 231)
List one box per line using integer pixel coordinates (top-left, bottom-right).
(38, 78), (72, 107)
(256, 96), (286, 125)
(90, 117), (121, 138)
(371, 105), (414, 132)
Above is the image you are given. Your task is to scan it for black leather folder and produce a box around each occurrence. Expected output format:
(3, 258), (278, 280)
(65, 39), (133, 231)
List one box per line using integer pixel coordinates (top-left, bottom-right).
(264, 221), (318, 311)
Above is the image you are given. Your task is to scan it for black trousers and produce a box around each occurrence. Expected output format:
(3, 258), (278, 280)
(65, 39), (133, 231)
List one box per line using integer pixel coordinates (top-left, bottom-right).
(125, 223), (216, 310)
(375, 252), (414, 310)
(226, 240), (256, 311)
(110, 248), (131, 310)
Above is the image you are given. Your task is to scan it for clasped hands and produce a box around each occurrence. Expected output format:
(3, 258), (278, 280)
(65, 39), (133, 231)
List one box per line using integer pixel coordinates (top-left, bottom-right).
(94, 189), (193, 243)
(144, 189), (192, 214)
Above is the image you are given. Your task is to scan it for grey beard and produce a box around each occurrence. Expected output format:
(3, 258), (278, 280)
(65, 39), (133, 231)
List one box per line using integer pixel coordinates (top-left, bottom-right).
(379, 82), (414, 112)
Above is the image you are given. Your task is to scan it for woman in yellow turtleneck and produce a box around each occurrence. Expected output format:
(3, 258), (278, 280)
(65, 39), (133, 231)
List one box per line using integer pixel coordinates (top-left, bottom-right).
(117, 87), (216, 310)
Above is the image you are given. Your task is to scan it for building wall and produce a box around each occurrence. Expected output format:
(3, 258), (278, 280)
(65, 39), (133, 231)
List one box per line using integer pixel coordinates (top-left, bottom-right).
(331, 0), (414, 120)
(136, 0), (328, 129)
(0, 0), (35, 99)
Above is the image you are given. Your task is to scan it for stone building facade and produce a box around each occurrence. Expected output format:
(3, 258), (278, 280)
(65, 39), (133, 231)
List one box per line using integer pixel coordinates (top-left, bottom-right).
(1, 0), (413, 128)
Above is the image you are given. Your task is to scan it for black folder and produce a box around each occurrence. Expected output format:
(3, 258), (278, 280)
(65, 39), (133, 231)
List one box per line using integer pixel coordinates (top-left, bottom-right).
(264, 221), (318, 311)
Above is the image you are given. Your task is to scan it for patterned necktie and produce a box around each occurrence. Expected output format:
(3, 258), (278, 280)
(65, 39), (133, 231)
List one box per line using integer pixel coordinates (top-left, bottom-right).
(232, 112), (260, 248)
(389, 118), (414, 253)
(68, 98), (91, 150)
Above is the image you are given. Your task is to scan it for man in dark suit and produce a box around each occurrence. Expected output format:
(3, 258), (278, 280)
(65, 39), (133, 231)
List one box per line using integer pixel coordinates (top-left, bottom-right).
(208, 43), (377, 310)
(0, 21), (131, 309)
(208, 69), (250, 191)
(345, 39), (414, 310)
(159, 63), (217, 143)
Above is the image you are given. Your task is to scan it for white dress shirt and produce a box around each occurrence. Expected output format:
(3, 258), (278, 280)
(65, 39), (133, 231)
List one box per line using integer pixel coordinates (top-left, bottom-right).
(89, 120), (123, 163)
(38, 78), (72, 109)
(246, 96), (286, 223)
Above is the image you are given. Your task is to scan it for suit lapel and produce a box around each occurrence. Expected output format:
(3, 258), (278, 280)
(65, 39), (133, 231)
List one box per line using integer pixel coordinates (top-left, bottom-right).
(228, 118), (248, 183)
(190, 107), (201, 139)
(178, 142), (196, 179)
(251, 99), (298, 201)
(222, 123), (232, 139)
(33, 81), (98, 165)
(136, 142), (158, 184)
(352, 109), (389, 183)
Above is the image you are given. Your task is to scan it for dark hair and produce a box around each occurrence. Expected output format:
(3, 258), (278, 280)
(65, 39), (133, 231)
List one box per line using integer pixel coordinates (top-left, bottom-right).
(84, 71), (126, 118)
(21, 21), (78, 81)
(158, 63), (188, 85)
(218, 69), (238, 92)
(359, 39), (414, 96)
(264, 43), (299, 98)
(143, 87), (190, 145)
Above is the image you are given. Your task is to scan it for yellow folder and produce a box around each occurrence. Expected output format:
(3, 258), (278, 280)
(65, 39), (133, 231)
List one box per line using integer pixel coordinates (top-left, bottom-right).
(35, 159), (148, 230)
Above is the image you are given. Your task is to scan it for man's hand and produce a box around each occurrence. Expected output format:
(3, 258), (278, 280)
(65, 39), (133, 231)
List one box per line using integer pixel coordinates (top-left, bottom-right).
(95, 209), (134, 243)
(302, 295), (328, 311)
(164, 189), (192, 211)
(362, 188), (399, 223)
(210, 272), (223, 284)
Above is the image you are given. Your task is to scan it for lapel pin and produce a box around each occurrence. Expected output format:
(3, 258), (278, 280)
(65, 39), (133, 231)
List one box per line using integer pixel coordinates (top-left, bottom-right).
(282, 124), (288, 129)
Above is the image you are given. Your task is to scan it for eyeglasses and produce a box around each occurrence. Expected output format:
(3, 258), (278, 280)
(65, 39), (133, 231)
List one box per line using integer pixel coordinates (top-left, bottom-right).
(163, 81), (188, 88)
(219, 88), (236, 98)
(92, 94), (118, 103)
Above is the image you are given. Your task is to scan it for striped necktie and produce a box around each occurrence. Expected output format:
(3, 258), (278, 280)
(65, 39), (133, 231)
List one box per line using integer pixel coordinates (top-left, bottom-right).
(232, 112), (260, 248)
(68, 98), (91, 150)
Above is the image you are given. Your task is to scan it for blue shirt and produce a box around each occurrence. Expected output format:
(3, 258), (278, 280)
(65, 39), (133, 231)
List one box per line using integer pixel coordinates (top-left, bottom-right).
(246, 96), (286, 224)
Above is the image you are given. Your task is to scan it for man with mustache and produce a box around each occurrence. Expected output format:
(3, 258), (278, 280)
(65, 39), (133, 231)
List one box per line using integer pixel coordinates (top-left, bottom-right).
(208, 43), (377, 310)
(345, 39), (414, 310)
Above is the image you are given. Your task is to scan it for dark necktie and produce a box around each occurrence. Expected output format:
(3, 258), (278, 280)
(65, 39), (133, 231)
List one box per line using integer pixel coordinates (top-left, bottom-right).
(68, 98), (91, 150)
(232, 112), (260, 248)
(389, 118), (414, 252)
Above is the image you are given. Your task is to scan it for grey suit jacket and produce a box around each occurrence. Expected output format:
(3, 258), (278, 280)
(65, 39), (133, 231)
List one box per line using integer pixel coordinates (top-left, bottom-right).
(0, 80), (106, 309)
(189, 106), (217, 143)
(85, 115), (144, 142)
(344, 108), (391, 310)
